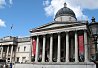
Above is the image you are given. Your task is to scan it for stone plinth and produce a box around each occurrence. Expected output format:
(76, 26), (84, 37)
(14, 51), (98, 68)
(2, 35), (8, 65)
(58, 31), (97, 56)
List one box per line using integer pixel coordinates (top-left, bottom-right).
(14, 62), (96, 68)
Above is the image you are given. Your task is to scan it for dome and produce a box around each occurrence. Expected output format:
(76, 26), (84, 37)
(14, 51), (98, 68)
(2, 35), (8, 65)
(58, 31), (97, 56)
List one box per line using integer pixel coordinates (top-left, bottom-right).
(55, 7), (76, 19)
(54, 3), (77, 22)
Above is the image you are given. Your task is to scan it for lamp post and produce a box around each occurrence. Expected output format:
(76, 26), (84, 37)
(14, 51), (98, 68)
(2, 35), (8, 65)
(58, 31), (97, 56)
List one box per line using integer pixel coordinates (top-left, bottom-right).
(89, 17), (98, 61)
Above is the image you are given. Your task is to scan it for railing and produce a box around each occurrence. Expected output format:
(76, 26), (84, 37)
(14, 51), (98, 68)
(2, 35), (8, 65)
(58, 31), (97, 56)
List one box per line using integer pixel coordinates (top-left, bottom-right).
(0, 36), (30, 42)
(18, 37), (30, 42)
(0, 36), (17, 42)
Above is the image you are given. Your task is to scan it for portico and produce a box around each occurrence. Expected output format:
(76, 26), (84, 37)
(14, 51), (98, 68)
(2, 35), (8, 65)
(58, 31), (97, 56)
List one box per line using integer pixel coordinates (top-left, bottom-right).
(0, 36), (17, 63)
(30, 3), (90, 65)
(30, 22), (89, 63)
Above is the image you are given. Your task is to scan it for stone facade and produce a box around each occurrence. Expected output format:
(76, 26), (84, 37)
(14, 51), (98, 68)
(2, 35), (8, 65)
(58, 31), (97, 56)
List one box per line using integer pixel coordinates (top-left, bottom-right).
(0, 36), (31, 63)
(16, 37), (31, 63)
(28, 3), (96, 68)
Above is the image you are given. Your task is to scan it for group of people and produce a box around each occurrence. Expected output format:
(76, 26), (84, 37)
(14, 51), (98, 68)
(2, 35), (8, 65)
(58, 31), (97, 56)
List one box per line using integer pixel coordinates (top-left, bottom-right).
(32, 54), (84, 62)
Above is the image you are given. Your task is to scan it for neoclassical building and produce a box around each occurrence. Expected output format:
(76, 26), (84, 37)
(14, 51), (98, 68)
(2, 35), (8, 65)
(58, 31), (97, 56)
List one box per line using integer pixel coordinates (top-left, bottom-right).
(0, 36), (31, 63)
(29, 3), (96, 68)
(30, 3), (89, 63)
(0, 3), (96, 68)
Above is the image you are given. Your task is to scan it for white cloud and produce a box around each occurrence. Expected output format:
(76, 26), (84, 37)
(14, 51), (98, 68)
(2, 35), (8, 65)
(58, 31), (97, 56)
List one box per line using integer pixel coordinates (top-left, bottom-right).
(0, 19), (6, 27)
(0, 0), (6, 8)
(9, 0), (13, 4)
(43, 0), (50, 7)
(43, 0), (98, 20)
(0, 0), (13, 8)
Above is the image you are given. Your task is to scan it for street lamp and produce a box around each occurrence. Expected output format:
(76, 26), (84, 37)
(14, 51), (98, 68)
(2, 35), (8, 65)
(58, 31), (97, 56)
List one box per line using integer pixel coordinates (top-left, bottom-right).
(89, 17), (98, 61)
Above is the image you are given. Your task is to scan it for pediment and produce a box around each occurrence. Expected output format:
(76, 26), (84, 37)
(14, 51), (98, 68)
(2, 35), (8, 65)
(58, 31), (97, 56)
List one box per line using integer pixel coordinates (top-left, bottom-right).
(31, 21), (87, 32)
(39, 23), (68, 29)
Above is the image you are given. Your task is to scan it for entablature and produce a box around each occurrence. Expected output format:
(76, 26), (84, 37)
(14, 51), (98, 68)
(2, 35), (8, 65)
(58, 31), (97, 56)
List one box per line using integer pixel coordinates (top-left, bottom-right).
(0, 42), (17, 46)
(0, 36), (17, 45)
(31, 25), (87, 36)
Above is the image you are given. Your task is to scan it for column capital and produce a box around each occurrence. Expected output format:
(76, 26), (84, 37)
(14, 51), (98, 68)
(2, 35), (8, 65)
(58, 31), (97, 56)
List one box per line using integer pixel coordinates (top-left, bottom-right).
(33, 34), (40, 37)
(49, 34), (53, 37)
(42, 35), (46, 37)
(50, 33), (53, 35)
(65, 31), (69, 34)
(75, 30), (78, 32)
(57, 32), (61, 34)
(36, 35), (40, 37)
(64, 31), (69, 33)
(83, 29), (87, 32)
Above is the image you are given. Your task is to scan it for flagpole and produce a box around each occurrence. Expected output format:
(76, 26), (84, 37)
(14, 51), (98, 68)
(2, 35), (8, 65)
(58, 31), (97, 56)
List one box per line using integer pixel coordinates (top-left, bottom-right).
(10, 24), (13, 36)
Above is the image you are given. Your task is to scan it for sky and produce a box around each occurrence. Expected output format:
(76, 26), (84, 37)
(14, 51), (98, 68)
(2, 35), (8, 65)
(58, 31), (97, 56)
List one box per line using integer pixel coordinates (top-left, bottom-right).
(0, 0), (98, 38)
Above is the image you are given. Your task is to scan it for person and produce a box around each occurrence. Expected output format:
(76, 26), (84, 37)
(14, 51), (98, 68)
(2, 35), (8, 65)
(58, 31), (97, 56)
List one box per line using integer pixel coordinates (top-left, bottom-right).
(3, 64), (6, 68)
(38, 54), (42, 62)
(10, 63), (12, 68)
(53, 58), (56, 62)
(79, 54), (84, 62)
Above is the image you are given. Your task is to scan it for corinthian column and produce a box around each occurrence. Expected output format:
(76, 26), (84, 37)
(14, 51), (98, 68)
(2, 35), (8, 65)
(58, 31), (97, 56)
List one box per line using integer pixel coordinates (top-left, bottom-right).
(66, 32), (69, 62)
(10, 45), (13, 62)
(35, 36), (39, 62)
(42, 35), (46, 62)
(49, 34), (53, 62)
(57, 33), (61, 62)
(1, 46), (3, 59)
(75, 31), (78, 62)
(6, 46), (9, 62)
(84, 30), (88, 62)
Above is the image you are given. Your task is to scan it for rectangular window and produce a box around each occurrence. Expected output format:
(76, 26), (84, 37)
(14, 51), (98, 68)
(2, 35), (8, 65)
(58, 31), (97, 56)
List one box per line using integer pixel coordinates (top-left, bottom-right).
(22, 57), (26, 62)
(24, 46), (26, 51)
(18, 47), (20, 52)
(17, 57), (19, 62)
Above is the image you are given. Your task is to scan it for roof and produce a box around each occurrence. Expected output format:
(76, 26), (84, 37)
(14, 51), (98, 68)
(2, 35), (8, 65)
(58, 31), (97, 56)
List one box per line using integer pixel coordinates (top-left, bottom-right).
(55, 4), (76, 19)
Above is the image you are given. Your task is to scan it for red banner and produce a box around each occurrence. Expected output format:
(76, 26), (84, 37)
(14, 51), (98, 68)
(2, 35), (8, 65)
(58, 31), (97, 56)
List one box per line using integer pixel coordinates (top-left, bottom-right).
(78, 35), (84, 55)
(32, 39), (36, 56)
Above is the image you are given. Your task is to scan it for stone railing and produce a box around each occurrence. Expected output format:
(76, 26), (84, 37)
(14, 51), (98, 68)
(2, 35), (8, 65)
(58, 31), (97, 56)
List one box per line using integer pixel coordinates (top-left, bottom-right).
(0, 36), (17, 42)
(18, 37), (30, 42)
